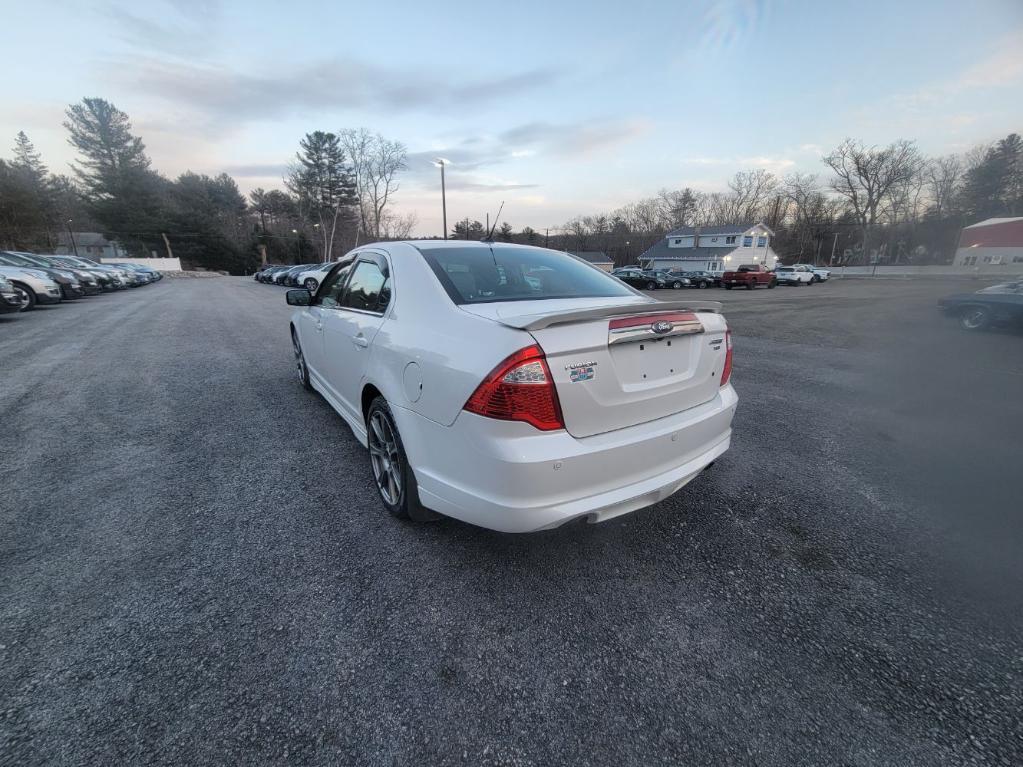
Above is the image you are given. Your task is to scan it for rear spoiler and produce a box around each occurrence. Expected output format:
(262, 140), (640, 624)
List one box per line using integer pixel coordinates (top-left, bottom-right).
(496, 300), (723, 331)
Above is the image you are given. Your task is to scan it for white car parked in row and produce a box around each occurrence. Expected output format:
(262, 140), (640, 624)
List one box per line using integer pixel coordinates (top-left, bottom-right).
(287, 241), (737, 532)
(774, 265), (815, 286)
(793, 263), (831, 282)
(294, 262), (336, 292)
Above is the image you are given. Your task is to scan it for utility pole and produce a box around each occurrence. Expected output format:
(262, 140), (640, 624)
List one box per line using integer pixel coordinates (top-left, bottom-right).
(66, 220), (79, 258)
(464, 218), (469, 241)
(829, 231), (839, 265)
(438, 160), (448, 239)
(545, 228), (549, 247)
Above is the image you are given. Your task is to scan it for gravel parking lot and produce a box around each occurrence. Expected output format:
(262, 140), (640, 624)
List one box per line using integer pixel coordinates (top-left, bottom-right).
(1, 277), (1020, 765)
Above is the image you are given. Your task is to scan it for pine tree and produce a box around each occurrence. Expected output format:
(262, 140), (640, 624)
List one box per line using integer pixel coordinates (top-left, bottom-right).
(12, 131), (48, 184)
(286, 131), (358, 259)
(958, 133), (1022, 219)
(497, 222), (514, 241)
(63, 98), (166, 255)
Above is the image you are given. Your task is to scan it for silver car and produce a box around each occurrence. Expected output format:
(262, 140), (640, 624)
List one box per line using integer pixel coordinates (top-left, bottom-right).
(0, 266), (62, 310)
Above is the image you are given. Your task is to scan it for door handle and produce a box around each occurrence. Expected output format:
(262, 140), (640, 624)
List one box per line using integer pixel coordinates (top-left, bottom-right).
(352, 334), (369, 348)
(315, 321), (323, 332)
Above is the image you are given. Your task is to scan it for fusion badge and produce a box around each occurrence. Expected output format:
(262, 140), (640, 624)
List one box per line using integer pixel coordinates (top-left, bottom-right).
(566, 360), (597, 383)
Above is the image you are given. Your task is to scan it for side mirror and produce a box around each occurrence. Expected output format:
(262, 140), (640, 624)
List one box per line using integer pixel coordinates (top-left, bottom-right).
(286, 288), (312, 306)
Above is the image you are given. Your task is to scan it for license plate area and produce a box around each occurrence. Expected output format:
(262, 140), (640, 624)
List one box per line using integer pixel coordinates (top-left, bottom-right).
(610, 334), (697, 388)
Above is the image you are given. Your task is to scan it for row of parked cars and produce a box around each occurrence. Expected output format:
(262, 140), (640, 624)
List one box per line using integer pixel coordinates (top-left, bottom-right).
(611, 264), (832, 291)
(254, 263), (335, 292)
(0, 251), (162, 317)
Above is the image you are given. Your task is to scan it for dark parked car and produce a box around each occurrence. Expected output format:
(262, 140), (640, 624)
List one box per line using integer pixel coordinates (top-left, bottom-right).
(612, 269), (666, 290)
(650, 270), (692, 289)
(682, 270), (720, 288)
(0, 274), (23, 314)
(938, 279), (1023, 331)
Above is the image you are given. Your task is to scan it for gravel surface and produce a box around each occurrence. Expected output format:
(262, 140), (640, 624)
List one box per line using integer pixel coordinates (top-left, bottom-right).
(1, 277), (1020, 766)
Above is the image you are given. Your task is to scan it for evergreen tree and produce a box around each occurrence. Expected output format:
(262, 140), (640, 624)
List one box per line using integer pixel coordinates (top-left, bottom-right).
(497, 222), (514, 241)
(451, 220), (485, 239)
(958, 133), (1022, 219)
(12, 131), (48, 184)
(63, 98), (167, 255)
(286, 131), (358, 259)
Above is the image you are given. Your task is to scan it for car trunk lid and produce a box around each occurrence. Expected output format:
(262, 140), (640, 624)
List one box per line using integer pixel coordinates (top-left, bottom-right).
(461, 299), (728, 438)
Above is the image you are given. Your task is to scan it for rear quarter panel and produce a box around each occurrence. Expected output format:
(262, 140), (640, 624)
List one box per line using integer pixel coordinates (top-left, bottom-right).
(364, 243), (533, 427)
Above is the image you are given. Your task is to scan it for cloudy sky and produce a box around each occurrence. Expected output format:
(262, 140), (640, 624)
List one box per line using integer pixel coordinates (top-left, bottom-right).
(3, 0), (1022, 235)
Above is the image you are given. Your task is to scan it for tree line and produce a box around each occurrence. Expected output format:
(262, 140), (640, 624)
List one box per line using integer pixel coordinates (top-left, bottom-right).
(0, 98), (412, 273)
(545, 133), (1023, 266)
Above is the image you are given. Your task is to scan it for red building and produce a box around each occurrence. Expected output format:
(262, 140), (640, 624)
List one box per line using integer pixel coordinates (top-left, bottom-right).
(954, 217), (1023, 269)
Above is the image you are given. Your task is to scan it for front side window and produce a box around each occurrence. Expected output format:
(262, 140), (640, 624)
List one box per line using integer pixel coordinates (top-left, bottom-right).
(317, 262), (352, 308)
(340, 260), (389, 313)
(421, 245), (635, 305)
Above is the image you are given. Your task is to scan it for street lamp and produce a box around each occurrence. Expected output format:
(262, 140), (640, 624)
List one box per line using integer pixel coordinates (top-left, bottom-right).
(291, 228), (301, 262)
(434, 158), (448, 239)
(66, 219), (79, 258)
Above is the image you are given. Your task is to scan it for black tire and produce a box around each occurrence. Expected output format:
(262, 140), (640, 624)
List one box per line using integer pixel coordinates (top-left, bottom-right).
(725, 284), (733, 290)
(304, 278), (318, 292)
(745, 281), (754, 290)
(291, 327), (313, 391)
(366, 397), (437, 522)
(698, 281), (708, 289)
(811, 274), (820, 283)
(958, 305), (990, 331)
(768, 279), (777, 289)
(11, 282), (35, 311)
(645, 281), (656, 290)
(671, 280), (682, 289)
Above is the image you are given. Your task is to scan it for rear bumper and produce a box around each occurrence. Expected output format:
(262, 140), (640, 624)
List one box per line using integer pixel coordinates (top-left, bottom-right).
(395, 385), (738, 533)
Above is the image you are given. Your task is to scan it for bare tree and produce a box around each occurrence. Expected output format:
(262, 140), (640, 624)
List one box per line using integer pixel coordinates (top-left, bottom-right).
(728, 169), (778, 222)
(823, 138), (922, 261)
(339, 128), (408, 240)
(924, 155), (963, 218)
(379, 210), (418, 239)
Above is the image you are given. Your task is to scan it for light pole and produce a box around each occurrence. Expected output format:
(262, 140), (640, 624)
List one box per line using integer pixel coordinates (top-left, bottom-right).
(291, 228), (301, 263)
(312, 222), (322, 262)
(434, 158), (448, 239)
(66, 219), (79, 258)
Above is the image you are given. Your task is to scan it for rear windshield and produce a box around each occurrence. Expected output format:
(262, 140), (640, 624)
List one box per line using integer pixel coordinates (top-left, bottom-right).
(419, 245), (635, 304)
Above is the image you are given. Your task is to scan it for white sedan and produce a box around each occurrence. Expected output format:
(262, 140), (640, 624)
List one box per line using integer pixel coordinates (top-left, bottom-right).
(294, 262), (336, 292)
(286, 241), (737, 532)
(774, 265), (815, 285)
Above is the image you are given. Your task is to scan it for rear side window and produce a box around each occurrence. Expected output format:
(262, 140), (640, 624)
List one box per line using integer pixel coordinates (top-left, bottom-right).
(340, 260), (389, 313)
(419, 245), (634, 304)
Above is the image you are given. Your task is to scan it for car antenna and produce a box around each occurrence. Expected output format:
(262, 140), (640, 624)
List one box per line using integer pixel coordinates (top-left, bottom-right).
(481, 201), (505, 242)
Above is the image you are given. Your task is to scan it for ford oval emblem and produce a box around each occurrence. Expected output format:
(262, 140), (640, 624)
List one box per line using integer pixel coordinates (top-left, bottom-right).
(652, 320), (673, 334)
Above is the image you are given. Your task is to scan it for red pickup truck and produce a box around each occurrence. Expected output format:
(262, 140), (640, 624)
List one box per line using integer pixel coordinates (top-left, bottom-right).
(722, 264), (777, 290)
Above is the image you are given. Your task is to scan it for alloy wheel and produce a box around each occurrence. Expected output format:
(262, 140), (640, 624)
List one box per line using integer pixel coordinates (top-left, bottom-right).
(960, 308), (988, 330)
(368, 411), (403, 505)
(13, 287), (30, 310)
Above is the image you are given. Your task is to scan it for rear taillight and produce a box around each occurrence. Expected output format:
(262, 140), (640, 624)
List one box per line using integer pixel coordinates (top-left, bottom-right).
(464, 345), (564, 431)
(720, 330), (733, 386)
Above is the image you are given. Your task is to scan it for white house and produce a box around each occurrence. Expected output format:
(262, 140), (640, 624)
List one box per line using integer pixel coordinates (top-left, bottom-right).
(638, 223), (778, 274)
(953, 217), (1023, 270)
